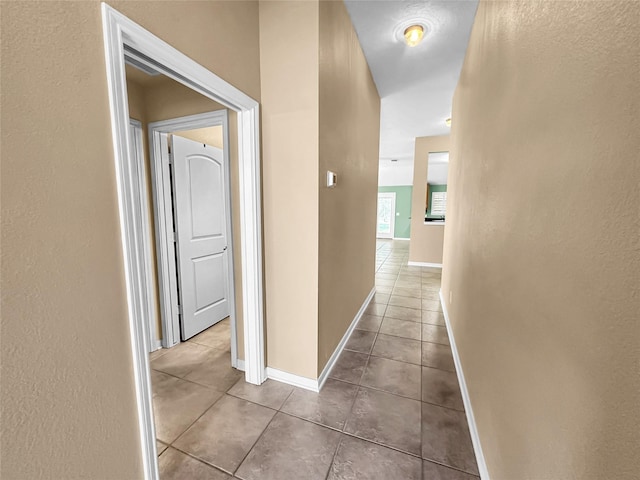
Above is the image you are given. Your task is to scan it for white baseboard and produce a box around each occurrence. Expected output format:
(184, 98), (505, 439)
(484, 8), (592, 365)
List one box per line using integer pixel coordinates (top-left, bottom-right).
(408, 261), (443, 268)
(317, 286), (376, 390)
(439, 290), (490, 480)
(392, 237), (410, 241)
(236, 287), (376, 394)
(266, 367), (319, 392)
(149, 339), (162, 353)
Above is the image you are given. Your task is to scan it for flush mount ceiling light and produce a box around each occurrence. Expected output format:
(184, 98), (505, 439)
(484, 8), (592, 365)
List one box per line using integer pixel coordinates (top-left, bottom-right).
(394, 19), (430, 47)
(404, 25), (425, 47)
(445, 117), (452, 127)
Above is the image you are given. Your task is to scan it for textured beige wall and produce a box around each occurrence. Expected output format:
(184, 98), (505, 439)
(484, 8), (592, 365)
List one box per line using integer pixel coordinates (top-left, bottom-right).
(259, 1), (320, 378)
(441, 1), (640, 478)
(0, 1), (260, 478)
(409, 135), (449, 265)
(175, 126), (224, 149)
(317, 0), (380, 374)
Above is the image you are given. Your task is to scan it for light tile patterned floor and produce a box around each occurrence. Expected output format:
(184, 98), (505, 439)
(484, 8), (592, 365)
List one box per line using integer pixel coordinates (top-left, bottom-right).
(150, 239), (479, 479)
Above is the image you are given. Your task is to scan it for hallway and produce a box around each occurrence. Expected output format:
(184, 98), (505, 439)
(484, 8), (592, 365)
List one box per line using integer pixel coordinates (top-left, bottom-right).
(151, 240), (478, 480)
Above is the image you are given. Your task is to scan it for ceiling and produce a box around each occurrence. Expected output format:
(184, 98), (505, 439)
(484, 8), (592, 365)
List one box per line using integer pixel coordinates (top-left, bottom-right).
(344, 1), (478, 164)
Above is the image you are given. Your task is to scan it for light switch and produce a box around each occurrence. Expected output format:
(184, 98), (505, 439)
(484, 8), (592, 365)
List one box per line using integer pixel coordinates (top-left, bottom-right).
(327, 171), (337, 188)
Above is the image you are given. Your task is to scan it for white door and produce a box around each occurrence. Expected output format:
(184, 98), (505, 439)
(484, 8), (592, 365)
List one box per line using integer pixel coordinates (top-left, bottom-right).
(377, 192), (396, 239)
(172, 135), (230, 340)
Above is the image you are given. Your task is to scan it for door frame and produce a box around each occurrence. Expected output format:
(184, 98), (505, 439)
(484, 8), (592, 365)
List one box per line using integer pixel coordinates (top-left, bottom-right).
(377, 192), (397, 239)
(102, 5), (266, 479)
(148, 111), (239, 369)
(129, 118), (161, 352)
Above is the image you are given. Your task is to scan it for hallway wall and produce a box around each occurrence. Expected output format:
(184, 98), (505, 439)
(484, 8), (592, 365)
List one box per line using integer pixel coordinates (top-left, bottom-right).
(1, 1), (261, 478)
(442, 0), (640, 478)
(409, 135), (449, 265)
(259, 1), (320, 379)
(317, 0), (380, 374)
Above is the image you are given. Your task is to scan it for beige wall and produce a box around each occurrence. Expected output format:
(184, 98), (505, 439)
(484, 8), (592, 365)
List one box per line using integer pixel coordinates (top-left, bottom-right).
(1, 1), (260, 478)
(409, 135), (449, 265)
(317, 0), (380, 373)
(259, 1), (320, 378)
(442, 1), (640, 479)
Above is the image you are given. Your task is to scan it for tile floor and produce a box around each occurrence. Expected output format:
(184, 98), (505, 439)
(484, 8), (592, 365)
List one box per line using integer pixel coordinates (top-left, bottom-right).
(150, 239), (479, 479)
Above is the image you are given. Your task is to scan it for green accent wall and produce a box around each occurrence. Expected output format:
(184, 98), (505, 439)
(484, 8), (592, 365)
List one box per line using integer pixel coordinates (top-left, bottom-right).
(378, 186), (413, 238)
(426, 184), (447, 217)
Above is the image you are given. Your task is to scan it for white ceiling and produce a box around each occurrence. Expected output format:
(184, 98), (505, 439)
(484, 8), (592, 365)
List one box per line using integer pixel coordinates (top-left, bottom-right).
(344, 1), (478, 166)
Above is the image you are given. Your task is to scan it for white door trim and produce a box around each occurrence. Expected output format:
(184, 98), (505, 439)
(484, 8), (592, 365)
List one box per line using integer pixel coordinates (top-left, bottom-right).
(148, 111), (240, 369)
(102, 5), (266, 479)
(129, 119), (161, 352)
(377, 192), (396, 239)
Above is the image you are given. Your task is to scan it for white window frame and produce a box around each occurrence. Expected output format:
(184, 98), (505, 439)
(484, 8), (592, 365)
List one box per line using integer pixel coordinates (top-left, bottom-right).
(102, 5), (266, 479)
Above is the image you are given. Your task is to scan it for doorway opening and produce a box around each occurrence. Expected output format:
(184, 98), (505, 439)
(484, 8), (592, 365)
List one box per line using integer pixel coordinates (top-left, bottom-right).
(376, 192), (396, 239)
(103, 5), (265, 478)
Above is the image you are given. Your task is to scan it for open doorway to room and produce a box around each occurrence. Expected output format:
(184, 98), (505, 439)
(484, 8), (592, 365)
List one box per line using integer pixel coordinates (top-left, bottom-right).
(103, 5), (265, 478)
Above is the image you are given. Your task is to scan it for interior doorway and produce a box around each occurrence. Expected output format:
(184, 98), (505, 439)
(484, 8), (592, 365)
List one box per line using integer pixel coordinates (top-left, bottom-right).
(103, 5), (265, 478)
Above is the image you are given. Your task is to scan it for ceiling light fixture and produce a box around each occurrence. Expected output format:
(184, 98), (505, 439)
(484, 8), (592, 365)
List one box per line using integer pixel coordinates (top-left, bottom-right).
(404, 25), (425, 47)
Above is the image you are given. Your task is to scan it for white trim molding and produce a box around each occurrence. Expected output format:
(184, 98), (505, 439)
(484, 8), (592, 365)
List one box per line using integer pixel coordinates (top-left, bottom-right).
(408, 261), (443, 268)
(392, 237), (410, 241)
(439, 290), (490, 479)
(317, 286), (376, 389)
(236, 287), (377, 393)
(266, 368), (319, 392)
(102, 4), (265, 479)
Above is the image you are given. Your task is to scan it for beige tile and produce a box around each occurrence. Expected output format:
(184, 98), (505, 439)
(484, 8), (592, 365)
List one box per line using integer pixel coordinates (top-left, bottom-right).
(374, 285), (393, 294)
(422, 310), (446, 326)
(345, 387), (421, 455)
(356, 314), (383, 332)
(422, 366), (464, 410)
(422, 290), (441, 302)
(281, 379), (359, 429)
(345, 330), (377, 354)
(361, 356), (421, 400)
(328, 435), (421, 480)
(422, 403), (479, 475)
(379, 317), (421, 340)
(388, 295), (422, 309)
(422, 324), (450, 346)
(183, 348), (243, 392)
(156, 440), (168, 456)
(372, 334), (421, 365)
(189, 319), (231, 351)
(371, 292), (390, 305)
(423, 460), (479, 479)
(159, 447), (230, 479)
(150, 342), (211, 378)
(422, 341), (456, 372)
(422, 299), (443, 312)
(392, 286), (422, 298)
(227, 378), (294, 410)
(236, 413), (341, 480)
(150, 348), (169, 361)
(385, 305), (422, 322)
(364, 303), (387, 316)
(375, 278), (396, 287)
(151, 370), (223, 444)
(329, 350), (369, 384)
(173, 395), (276, 474)
(375, 273), (397, 281)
